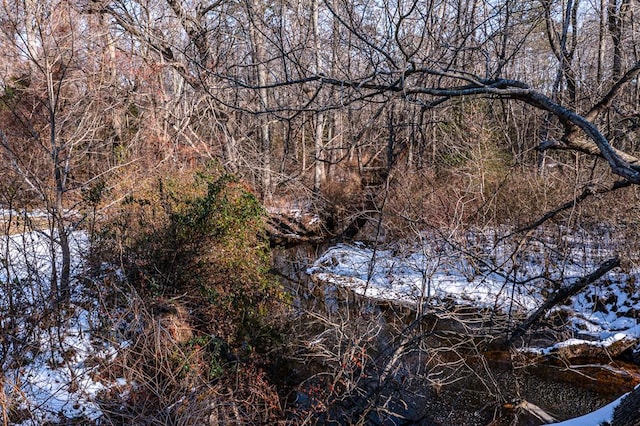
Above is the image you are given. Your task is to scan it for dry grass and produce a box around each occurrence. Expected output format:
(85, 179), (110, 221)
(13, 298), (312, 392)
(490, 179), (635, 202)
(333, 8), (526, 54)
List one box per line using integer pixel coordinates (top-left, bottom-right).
(96, 286), (286, 425)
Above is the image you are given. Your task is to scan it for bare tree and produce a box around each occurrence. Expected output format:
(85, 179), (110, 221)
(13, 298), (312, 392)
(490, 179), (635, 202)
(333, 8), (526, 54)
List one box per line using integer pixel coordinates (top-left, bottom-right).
(0, 0), (122, 303)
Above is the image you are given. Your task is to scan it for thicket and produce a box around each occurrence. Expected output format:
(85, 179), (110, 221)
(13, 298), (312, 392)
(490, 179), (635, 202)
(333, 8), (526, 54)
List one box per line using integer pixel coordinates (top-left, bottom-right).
(93, 166), (288, 423)
(2, 0), (640, 421)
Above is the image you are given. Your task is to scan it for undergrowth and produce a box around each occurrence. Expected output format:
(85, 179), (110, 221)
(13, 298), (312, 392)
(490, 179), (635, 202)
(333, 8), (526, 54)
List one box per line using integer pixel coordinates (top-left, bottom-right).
(93, 166), (288, 424)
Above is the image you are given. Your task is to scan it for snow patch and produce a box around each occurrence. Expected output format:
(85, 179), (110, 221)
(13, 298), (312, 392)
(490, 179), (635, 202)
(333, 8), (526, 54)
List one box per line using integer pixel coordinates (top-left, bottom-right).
(0, 230), (118, 424)
(308, 230), (640, 349)
(549, 392), (627, 425)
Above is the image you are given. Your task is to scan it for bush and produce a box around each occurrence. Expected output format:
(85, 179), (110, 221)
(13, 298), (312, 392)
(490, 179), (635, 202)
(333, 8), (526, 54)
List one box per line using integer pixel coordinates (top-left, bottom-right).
(164, 173), (281, 338)
(93, 167), (287, 422)
(116, 168), (284, 344)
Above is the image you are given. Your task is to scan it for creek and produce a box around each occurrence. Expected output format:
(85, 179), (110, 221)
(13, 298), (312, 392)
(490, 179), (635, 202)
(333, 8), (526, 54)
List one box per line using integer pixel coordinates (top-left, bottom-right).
(272, 242), (640, 425)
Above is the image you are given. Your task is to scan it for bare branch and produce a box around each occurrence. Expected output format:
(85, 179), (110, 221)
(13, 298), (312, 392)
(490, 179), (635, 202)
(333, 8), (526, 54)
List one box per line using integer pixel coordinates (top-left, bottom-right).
(509, 257), (621, 344)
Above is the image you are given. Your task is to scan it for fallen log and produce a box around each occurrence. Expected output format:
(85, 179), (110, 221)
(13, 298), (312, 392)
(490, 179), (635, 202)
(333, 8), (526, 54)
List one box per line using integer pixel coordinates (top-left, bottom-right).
(266, 210), (325, 246)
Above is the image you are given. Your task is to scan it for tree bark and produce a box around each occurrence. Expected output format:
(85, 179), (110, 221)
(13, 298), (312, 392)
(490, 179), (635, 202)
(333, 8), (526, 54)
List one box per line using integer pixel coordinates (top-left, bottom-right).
(248, 1), (272, 201)
(612, 387), (640, 426)
(312, 0), (324, 193)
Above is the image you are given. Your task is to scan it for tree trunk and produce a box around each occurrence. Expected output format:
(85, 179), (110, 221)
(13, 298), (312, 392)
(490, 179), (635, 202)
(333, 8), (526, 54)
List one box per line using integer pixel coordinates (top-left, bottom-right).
(248, 3), (272, 201)
(312, 0), (324, 193)
(314, 112), (325, 193)
(509, 257), (620, 344)
(612, 387), (640, 426)
(608, 0), (625, 81)
(43, 41), (72, 304)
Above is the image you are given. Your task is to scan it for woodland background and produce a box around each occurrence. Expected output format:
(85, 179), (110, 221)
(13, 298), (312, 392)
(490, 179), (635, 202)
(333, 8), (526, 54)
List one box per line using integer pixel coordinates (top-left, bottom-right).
(2, 0), (640, 424)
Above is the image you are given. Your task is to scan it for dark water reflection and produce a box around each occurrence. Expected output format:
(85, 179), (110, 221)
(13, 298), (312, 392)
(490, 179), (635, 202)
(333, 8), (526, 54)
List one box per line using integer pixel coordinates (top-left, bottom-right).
(272, 243), (636, 425)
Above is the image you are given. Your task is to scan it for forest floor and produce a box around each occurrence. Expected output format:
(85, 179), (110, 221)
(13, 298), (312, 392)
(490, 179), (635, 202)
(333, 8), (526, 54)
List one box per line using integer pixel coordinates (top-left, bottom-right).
(0, 230), (120, 425)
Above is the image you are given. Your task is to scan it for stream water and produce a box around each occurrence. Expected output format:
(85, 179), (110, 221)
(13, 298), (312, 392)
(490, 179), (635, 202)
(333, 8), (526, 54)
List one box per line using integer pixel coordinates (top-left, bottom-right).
(273, 243), (639, 425)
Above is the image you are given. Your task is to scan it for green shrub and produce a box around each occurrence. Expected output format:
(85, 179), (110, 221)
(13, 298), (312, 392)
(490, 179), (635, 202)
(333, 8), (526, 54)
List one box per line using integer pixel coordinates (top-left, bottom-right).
(100, 167), (285, 351)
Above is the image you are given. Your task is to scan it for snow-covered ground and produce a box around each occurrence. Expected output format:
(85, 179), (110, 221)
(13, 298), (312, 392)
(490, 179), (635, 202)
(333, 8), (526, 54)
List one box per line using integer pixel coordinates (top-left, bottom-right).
(307, 228), (640, 351)
(0, 230), (117, 425)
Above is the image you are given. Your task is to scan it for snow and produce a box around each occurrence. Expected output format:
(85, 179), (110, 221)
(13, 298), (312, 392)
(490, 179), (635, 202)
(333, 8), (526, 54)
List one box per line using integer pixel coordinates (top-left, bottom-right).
(12, 308), (108, 424)
(307, 228), (640, 351)
(527, 333), (634, 355)
(309, 243), (539, 312)
(0, 208), (50, 219)
(0, 229), (117, 425)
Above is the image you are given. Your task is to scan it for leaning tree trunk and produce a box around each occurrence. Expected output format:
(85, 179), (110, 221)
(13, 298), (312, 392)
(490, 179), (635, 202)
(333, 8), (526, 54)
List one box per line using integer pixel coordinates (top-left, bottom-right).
(612, 386), (640, 426)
